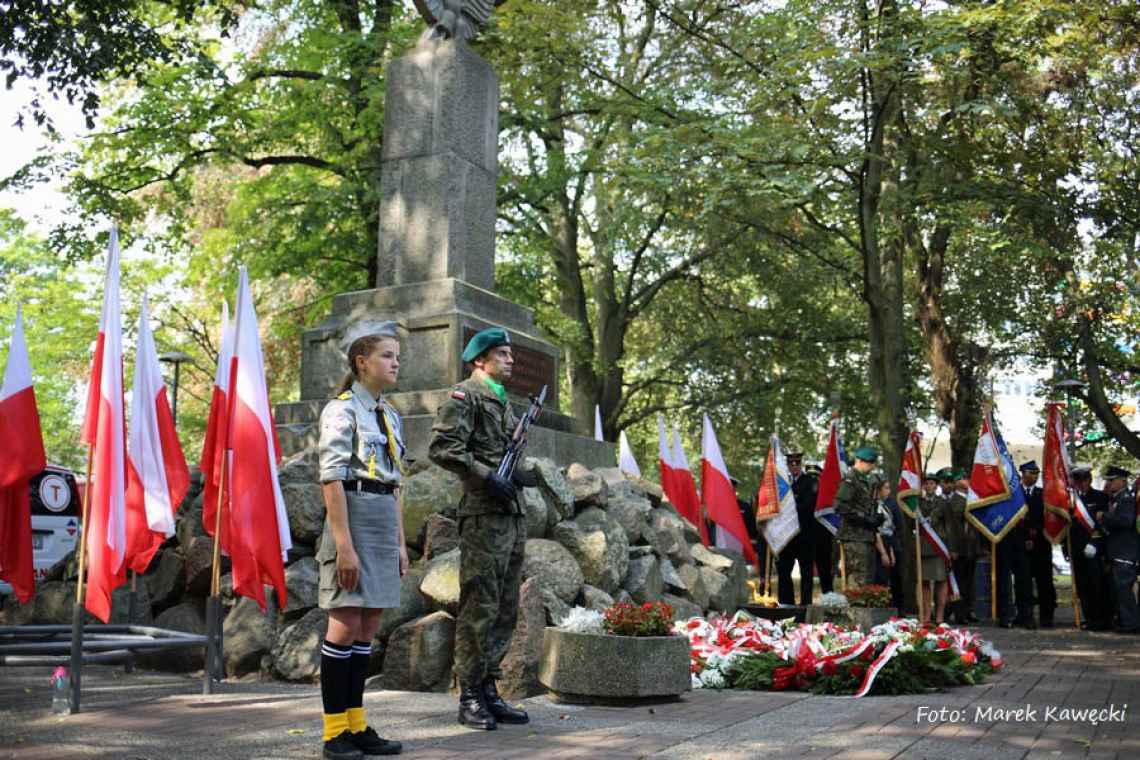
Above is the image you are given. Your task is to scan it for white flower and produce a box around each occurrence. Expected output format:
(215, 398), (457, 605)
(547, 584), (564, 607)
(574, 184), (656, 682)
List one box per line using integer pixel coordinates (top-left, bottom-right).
(698, 668), (727, 689)
(558, 606), (605, 635)
(819, 592), (849, 609)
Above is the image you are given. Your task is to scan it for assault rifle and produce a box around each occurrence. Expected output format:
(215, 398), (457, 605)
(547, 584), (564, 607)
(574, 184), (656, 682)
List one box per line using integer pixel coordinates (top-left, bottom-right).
(496, 385), (547, 481)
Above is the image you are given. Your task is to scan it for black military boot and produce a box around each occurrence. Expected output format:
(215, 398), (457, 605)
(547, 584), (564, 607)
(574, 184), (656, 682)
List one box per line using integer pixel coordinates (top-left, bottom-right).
(458, 683), (496, 730)
(482, 677), (529, 724)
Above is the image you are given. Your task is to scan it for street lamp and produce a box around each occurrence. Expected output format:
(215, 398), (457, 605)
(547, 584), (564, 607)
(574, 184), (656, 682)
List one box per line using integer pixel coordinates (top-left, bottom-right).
(158, 351), (193, 430)
(1053, 378), (1087, 460)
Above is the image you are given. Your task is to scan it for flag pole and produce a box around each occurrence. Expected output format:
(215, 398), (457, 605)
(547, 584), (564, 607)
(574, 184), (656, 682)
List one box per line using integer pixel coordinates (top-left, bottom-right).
(990, 540), (997, 621)
(125, 571), (137, 673)
(915, 514), (924, 622)
(204, 451), (228, 695)
(838, 543), (846, 593)
(764, 544), (772, 598)
(69, 444), (95, 714)
(1067, 531), (1081, 629)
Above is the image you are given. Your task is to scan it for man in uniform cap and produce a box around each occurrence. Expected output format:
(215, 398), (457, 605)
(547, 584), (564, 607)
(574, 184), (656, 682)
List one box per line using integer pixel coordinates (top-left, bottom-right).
(1068, 465), (1112, 630)
(834, 447), (883, 587)
(1100, 465), (1139, 633)
(1020, 460), (1057, 627)
(993, 462), (1038, 628)
(428, 327), (535, 729)
(778, 451), (830, 605)
(944, 468), (982, 623)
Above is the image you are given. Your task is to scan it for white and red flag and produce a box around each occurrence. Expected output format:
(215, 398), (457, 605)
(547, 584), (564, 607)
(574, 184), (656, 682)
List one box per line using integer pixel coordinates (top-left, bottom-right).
(700, 414), (757, 566)
(124, 295), (190, 573)
(81, 228), (128, 623)
(618, 430), (641, 478)
(896, 431), (923, 518)
(0, 305), (47, 603)
(657, 414), (678, 506)
(1041, 402), (1073, 544)
(814, 415), (846, 536)
(224, 268), (291, 611)
(672, 421), (708, 545)
(200, 302), (234, 544)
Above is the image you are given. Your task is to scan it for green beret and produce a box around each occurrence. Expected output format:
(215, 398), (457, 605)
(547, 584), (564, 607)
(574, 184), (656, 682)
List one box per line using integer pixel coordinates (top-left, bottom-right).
(937, 467), (955, 482)
(852, 446), (878, 463)
(462, 327), (511, 362)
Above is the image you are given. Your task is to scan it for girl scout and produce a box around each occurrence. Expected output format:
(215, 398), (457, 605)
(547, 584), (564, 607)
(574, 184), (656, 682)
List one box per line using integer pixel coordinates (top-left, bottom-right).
(316, 320), (407, 759)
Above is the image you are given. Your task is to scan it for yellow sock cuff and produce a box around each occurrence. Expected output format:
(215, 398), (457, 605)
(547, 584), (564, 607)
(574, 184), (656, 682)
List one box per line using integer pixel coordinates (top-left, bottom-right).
(346, 707), (367, 733)
(322, 712), (349, 742)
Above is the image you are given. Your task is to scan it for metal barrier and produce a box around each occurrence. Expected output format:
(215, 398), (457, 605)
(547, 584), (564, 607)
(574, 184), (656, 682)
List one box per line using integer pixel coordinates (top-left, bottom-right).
(0, 624), (209, 666)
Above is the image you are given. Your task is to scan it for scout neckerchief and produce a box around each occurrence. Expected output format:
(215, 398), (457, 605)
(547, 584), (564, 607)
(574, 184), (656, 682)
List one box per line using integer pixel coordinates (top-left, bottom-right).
(377, 401), (404, 477)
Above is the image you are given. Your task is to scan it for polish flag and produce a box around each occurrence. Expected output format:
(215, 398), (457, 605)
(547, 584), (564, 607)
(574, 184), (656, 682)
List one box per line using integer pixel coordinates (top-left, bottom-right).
(815, 415), (846, 536)
(657, 414), (679, 506)
(672, 421), (709, 545)
(0, 305), (47, 603)
(224, 267), (291, 611)
(896, 431), (923, 518)
(124, 295), (190, 573)
(594, 405), (604, 441)
(200, 302), (234, 544)
(700, 414), (757, 566)
(1041, 403), (1072, 544)
(618, 430), (641, 478)
(81, 228), (128, 623)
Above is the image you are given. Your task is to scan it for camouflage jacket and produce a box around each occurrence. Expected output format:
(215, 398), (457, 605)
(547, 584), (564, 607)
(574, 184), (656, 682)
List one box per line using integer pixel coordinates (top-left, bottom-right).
(835, 468), (875, 543)
(428, 375), (525, 517)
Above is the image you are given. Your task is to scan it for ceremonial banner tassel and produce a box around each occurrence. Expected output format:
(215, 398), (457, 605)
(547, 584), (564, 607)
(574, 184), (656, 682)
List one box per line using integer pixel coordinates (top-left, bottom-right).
(0, 305), (47, 603)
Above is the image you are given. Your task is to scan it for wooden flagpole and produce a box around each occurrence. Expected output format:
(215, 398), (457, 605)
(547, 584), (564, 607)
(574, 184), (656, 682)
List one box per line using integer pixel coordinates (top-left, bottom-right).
(915, 514), (925, 622)
(69, 445), (95, 714)
(764, 544), (772, 598)
(1068, 532), (1081, 629)
(990, 540), (998, 621)
(838, 543), (846, 593)
(203, 450), (228, 695)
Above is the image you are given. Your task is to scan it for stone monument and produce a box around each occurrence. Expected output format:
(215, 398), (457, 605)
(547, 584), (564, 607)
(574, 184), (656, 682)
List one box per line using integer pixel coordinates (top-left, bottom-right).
(275, 7), (613, 468)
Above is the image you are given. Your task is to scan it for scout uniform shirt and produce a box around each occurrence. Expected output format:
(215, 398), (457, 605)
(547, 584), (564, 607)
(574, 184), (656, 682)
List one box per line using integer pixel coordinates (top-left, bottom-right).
(428, 376), (530, 516)
(835, 468), (875, 543)
(318, 381), (406, 485)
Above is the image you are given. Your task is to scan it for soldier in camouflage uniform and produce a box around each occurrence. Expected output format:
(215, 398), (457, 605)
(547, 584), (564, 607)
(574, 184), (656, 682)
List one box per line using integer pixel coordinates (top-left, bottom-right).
(428, 327), (534, 731)
(835, 447), (884, 587)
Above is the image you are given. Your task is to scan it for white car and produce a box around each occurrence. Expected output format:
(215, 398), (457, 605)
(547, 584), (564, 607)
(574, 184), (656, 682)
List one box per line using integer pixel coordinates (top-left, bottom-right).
(0, 465), (82, 598)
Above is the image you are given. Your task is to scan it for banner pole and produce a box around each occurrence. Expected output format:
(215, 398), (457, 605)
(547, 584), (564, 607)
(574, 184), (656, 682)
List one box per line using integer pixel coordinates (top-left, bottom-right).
(990, 540), (998, 621)
(204, 450), (228, 695)
(70, 444), (95, 714)
(839, 543), (846, 593)
(915, 516), (924, 622)
(1068, 532), (1081, 629)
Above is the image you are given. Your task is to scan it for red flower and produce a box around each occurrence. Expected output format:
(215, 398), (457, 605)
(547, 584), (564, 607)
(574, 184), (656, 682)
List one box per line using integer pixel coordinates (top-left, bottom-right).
(936, 639), (950, 650)
(822, 660), (838, 676)
(848, 664), (865, 679)
(960, 651), (977, 666)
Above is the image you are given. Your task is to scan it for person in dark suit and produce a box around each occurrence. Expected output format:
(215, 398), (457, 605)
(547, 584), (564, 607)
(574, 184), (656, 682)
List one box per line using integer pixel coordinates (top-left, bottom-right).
(788, 452), (828, 604)
(995, 462), (1038, 628)
(1099, 465), (1139, 633)
(1021, 460), (1057, 627)
(1069, 466), (1112, 630)
(730, 476), (768, 589)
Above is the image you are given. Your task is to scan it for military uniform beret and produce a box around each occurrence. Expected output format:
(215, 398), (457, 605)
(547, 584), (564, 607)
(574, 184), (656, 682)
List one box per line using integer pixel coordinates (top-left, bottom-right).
(852, 446), (878, 463)
(462, 327), (511, 362)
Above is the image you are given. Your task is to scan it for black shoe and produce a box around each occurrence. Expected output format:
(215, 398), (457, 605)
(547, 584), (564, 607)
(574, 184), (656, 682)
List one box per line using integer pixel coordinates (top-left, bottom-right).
(482, 677), (529, 725)
(1040, 619), (1055, 629)
(458, 684), (496, 730)
(1114, 627), (1140, 635)
(324, 733), (365, 760)
(349, 726), (402, 756)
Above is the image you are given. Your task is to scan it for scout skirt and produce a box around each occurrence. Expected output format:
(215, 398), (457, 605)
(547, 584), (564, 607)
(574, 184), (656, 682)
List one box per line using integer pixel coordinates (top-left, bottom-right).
(921, 556), (949, 582)
(318, 490), (401, 610)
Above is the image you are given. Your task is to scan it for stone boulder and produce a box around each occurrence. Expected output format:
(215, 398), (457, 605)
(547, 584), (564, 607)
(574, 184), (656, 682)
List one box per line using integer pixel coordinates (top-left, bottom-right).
(522, 539), (583, 604)
(595, 468), (635, 500)
(648, 508), (691, 565)
(607, 496), (652, 544)
(282, 557), (320, 618)
(566, 463), (607, 508)
(183, 535), (218, 597)
(677, 563), (710, 610)
(498, 578), (546, 698)
(578, 584), (615, 612)
(520, 487), (548, 538)
(662, 593), (702, 622)
(379, 611), (456, 692)
(0, 581), (75, 625)
(419, 548), (461, 613)
(223, 596), (276, 677)
(376, 566), (429, 644)
(278, 447), (318, 484)
(628, 475), (664, 505)
(541, 587), (570, 626)
(623, 555), (664, 604)
(42, 549), (79, 582)
(700, 566), (737, 613)
(532, 458), (574, 522)
(281, 482), (326, 545)
(145, 549), (185, 612)
(176, 492), (208, 550)
(551, 508), (629, 594)
(628, 544), (655, 558)
(659, 557), (686, 592)
(691, 542), (734, 571)
(138, 601), (206, 672)
(400, 465), (464, 548)
(423, 514), (459, 560)
(615, 589), (635, 606)
(271, 607), (328, 681)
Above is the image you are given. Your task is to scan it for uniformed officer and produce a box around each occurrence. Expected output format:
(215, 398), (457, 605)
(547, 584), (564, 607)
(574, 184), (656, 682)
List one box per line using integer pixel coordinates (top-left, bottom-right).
(834, 447), (883, 587)
(1099, 465), (1139, 633)
(1069, 466), (1112, 630)
(316, 321), (407, 759)
(790, 452), (831, 604)
(946, 469), (982, 624)
(1021, 460), (1057, 627)
(428, 327), (534, 730)
(995, 463), (1037, 628)
(918, 472), (950, 623)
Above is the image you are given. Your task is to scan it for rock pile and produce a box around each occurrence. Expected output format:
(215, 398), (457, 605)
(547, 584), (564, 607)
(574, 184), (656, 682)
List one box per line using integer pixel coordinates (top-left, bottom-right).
(1, 453), (754, 697)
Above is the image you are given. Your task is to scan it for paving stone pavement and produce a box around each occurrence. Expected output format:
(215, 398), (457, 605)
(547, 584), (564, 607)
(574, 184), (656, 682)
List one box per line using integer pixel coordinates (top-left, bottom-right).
(1, 618), (1138, 760)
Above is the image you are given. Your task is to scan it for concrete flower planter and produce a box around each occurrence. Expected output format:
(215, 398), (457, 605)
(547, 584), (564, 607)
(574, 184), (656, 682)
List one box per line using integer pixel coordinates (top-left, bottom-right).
(806, 605), (896, 629)
(538, 628), (691, 704)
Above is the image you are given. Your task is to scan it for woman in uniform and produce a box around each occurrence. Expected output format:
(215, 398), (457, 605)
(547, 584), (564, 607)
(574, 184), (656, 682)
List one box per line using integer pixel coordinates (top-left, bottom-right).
(316, 321), (407, 759)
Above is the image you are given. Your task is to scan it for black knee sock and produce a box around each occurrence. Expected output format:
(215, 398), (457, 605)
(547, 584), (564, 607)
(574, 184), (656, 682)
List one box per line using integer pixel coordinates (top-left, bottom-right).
(348, 640), (371, 716)
(320, 640), (353, 739)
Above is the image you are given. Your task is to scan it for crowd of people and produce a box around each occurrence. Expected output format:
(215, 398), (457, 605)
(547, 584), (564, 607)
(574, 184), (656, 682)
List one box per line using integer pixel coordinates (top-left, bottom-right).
(731, 451), (1140, 635)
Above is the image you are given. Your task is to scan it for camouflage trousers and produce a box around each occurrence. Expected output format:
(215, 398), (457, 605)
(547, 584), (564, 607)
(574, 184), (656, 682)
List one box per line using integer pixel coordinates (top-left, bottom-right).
(455, 513), (526, 686)
(839, 540), (875, 588)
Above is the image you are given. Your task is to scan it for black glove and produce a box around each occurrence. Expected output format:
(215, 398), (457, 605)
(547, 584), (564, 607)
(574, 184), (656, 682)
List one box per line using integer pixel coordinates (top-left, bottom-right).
(486, 471), (518, 503)
(871, 512), (886, 528)
(512, 468), (538, 488)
